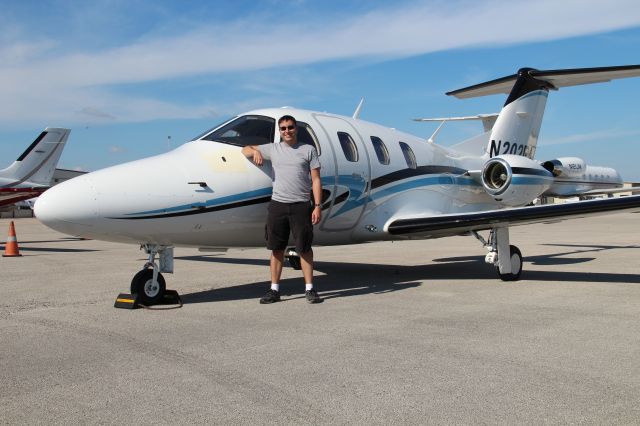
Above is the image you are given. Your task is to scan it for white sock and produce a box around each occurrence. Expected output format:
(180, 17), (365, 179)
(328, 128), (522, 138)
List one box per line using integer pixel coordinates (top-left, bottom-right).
(305, 284), (313, 291)
(271, 283), (280, 292)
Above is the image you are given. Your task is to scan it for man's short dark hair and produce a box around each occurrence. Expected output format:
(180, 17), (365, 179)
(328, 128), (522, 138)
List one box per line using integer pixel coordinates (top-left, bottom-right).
(278, 115), (297, 126)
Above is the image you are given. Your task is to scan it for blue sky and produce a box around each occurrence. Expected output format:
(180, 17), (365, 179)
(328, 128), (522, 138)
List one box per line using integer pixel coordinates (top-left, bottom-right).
(1, 0), (640, 179)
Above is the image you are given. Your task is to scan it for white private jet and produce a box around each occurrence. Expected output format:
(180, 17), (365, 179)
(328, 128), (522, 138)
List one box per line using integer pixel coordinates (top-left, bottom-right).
(35, 65), (640, 305)
(0, 128), (71, 210)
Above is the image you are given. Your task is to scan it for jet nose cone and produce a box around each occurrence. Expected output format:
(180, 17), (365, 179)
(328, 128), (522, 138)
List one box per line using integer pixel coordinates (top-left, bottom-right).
(35, 176), (96, 235)
(33, 186), (61, 223)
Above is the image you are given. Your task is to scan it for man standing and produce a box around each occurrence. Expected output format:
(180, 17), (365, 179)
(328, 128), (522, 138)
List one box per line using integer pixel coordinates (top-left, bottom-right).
(242, 115), (322, 304)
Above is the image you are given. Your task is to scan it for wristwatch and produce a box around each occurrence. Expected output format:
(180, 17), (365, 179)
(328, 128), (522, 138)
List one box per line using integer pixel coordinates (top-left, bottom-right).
(314, 203), (321, 207)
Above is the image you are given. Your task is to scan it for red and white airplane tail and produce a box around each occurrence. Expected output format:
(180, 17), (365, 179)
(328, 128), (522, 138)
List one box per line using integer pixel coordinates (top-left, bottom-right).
(0, 128), (71, 187)
(0, 128), (71, 208)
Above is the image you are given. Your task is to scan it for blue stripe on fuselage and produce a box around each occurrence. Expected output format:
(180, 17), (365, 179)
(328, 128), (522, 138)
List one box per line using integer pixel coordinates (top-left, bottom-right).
(124, 187), (273, 216)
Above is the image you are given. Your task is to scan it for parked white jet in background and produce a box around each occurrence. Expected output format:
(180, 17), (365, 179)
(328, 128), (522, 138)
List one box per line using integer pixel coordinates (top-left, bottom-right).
(35, 65), (640, 305)
(0, 128), (71, 210)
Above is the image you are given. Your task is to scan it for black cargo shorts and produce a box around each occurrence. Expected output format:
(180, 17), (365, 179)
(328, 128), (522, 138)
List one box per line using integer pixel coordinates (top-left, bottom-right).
(265, 200), (313, 253)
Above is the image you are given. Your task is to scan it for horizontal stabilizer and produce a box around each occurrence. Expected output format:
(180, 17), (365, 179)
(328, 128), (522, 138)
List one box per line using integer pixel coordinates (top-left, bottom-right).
(447, 65), (640, 99)
(414, 113), (499, 135)
(412, 114), (499, 122)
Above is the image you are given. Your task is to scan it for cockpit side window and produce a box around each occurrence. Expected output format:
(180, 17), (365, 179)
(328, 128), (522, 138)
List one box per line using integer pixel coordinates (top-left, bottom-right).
(202, 115), (275, 146)
(296, 121), (321, 155)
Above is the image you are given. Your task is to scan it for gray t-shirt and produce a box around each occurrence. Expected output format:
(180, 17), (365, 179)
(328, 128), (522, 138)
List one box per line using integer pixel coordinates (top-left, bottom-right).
(259, 142), (321, 203)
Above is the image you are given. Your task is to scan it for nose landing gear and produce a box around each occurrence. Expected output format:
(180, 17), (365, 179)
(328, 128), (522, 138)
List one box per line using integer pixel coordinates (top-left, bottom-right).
(115, 244), (180, 309)
(130, 268), (167, 306)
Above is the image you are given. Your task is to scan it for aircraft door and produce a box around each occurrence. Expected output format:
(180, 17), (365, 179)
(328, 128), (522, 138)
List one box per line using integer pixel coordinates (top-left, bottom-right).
(312, 114), (370, 231)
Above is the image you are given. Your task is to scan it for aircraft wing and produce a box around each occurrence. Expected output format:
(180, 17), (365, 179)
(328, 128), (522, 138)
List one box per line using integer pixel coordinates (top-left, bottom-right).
(0, 187), (48, 207)
(387, 195), (640, 237)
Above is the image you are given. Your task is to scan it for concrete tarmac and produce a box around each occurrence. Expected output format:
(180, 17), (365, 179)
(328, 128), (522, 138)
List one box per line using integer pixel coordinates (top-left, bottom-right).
(1, 214), (639, 425)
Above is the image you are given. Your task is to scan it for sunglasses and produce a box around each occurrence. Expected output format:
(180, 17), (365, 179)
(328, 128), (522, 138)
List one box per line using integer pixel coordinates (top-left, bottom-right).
(279, 125), (296, 131)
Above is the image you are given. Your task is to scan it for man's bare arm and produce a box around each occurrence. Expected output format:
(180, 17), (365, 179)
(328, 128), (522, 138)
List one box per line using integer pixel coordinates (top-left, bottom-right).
(311, 168), (322, 225)
(241, 145), (264, 166)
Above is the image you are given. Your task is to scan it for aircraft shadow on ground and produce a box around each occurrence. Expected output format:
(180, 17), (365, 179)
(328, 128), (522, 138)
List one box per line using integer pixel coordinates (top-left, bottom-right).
(19, 237), (88, 244)
(177, 255), (458, 304)
(10, 247), (100, 253)
(178, 245), (640, 304)
(432, 242), (640, 283)
(436, 243), (639, 266)
(0, 237), (100, 253)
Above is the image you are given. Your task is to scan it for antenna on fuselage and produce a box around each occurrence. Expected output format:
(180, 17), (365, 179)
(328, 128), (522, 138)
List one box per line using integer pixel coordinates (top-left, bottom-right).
(352, 98), (364, 119)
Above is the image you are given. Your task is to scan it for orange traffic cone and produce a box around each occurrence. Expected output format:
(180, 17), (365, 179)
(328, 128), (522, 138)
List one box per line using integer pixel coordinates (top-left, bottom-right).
(3, 221), (22, 257)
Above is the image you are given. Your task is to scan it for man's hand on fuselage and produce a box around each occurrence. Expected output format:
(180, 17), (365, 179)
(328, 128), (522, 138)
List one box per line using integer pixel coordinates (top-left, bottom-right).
(241, 145), (264, 166)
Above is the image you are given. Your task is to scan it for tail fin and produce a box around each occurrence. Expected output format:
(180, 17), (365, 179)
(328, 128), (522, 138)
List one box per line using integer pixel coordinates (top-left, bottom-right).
(447, 65), (640, 160)
(0, 128), (71, 187)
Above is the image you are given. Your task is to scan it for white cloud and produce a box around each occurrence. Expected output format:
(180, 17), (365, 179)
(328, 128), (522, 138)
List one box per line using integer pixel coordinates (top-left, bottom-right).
(78, 107), (116, 121)
(0, 40), (58, 66)
(108, 145), (127, 154)
(1, 0), (639, 125)
(543, 129), (640, 146)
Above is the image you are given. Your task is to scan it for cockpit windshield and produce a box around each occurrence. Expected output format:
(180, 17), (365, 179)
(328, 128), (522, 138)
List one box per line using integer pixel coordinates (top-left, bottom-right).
(201, 115), (275, 146)
(191, 117), (234, 141)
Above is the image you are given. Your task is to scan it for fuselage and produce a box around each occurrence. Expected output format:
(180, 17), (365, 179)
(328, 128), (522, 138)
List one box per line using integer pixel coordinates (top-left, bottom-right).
(34, 108), (504, 248)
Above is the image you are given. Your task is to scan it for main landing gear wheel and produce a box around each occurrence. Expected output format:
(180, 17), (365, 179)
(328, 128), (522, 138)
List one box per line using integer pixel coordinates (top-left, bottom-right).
(131, 269), (166, 305)
(496, 245), (523, 282)
(287, 255), (302, 270)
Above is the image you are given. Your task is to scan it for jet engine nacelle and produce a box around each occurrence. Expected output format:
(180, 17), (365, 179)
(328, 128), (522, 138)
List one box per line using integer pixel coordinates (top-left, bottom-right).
(482, 154), (553, 207)
(541, 157), (586, 177)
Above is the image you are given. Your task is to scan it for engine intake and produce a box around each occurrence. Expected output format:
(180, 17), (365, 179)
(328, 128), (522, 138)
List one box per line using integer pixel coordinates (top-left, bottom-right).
(481, 155), (553, 207)
(482, 158), (512, 196)
(541, 157), (586, 178)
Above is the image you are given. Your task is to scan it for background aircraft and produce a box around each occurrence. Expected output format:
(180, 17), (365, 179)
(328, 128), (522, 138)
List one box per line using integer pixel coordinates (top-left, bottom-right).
(34, 65), (640, 305)
(0, 128), (71, 210)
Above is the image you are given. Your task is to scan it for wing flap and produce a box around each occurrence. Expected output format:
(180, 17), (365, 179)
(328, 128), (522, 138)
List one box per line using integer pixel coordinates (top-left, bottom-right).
(387, 195), (640, 237)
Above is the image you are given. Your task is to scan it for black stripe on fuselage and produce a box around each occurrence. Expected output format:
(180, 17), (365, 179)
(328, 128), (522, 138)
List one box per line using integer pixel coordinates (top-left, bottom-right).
(370, 165), (468, 190)
(511, 167), (552, 177)
(333, 191), (349, 204)
(111, 166), (469, 220)
(109, 195), (272, 220)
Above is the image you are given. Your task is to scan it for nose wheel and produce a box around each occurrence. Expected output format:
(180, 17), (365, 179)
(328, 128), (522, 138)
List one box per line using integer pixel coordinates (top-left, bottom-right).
(131, 268), (166, 305)
(114, 244), (179, 310)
